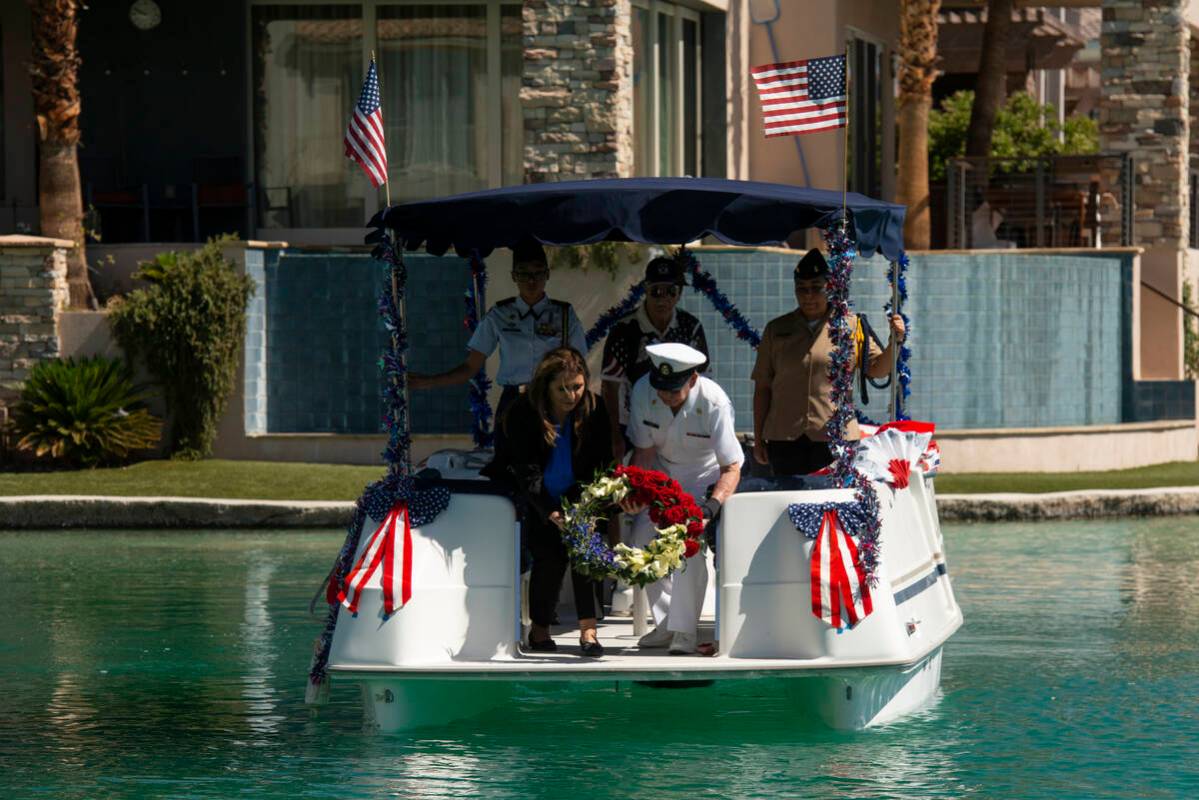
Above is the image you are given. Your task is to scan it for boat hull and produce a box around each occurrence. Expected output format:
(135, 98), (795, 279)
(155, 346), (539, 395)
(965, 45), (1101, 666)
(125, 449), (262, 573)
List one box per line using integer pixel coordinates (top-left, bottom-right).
(351, 645), (944, 732)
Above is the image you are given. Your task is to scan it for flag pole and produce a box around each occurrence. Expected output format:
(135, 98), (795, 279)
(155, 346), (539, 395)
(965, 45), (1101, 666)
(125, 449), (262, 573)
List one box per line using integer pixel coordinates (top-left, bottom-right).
(371, 50), (407, 474)
(371, 51), (392, 209)
(841, 45), (850, 225)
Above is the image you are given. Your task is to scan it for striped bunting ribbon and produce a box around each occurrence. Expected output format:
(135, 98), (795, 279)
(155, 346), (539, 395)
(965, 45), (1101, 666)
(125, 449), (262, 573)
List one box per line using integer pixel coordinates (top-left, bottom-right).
(810, 509), (874, 629)
(338, 503), (413, 617)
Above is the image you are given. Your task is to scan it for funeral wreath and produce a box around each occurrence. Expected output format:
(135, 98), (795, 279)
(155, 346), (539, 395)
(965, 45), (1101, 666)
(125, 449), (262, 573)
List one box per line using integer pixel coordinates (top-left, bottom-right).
(559, 465), (706, 587)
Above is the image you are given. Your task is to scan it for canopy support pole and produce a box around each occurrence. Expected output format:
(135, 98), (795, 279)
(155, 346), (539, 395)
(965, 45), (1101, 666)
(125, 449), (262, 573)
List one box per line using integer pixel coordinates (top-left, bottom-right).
(888, 260), (900, 422)
(388, 230), (411, 477)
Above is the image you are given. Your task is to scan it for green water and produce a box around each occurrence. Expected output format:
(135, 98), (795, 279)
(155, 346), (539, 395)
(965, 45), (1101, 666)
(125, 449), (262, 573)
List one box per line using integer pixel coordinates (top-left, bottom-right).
(1, 519), (1197, 799)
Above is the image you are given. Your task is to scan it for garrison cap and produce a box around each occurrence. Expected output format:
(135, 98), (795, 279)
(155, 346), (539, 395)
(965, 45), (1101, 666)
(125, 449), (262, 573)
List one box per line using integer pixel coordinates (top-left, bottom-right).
(793, 248), (829, 280)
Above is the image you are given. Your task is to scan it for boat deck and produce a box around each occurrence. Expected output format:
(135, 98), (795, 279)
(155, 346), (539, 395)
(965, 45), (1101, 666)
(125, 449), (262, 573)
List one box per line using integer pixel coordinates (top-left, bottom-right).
(328, 612), (960, 683)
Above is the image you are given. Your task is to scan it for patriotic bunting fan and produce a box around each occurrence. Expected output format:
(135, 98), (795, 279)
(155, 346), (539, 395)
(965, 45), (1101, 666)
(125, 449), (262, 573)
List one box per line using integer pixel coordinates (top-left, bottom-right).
(854, 428), (932, 489)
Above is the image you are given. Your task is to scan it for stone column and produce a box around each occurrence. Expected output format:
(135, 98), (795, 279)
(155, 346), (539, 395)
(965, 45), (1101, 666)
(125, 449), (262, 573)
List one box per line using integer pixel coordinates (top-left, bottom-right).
(0, 235), (71, 402)
(522, 0), (634, 181)
(1100, 0), (1189, 378)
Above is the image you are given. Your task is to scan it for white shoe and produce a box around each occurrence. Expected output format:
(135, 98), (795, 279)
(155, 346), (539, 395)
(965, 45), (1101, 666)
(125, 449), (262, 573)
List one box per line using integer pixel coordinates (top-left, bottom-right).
(668, 632), (697, 655)
(638, 626), (673, 648)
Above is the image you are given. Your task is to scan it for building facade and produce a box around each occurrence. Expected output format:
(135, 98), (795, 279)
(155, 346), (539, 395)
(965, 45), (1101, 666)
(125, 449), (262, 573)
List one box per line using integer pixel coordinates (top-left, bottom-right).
(0, 0), (901, 245)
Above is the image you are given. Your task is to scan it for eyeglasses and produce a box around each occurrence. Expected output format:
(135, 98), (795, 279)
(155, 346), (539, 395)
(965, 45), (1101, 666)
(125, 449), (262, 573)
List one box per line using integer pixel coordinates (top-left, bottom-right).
(794, 283), (827, 296)
(647, 285), (681, 299)
(512, 270), (548, 282)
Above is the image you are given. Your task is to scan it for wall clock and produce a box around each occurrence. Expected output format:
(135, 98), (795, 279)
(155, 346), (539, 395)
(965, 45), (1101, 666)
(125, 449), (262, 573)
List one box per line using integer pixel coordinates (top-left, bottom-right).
(129, 0), (162, 31)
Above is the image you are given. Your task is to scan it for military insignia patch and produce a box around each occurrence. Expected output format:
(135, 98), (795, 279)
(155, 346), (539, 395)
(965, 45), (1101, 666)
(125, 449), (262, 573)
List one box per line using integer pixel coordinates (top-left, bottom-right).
(658, 362), (672, 376)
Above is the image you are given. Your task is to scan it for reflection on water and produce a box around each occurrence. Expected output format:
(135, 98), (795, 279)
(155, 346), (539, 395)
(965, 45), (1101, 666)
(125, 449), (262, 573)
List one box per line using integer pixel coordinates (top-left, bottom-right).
(241, 553), (282, 736)
(1, 522), (1197, 799)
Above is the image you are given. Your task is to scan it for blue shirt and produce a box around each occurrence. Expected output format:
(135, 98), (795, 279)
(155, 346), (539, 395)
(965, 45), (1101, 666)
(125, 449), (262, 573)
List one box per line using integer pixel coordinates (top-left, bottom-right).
(543, 420), (575, 501)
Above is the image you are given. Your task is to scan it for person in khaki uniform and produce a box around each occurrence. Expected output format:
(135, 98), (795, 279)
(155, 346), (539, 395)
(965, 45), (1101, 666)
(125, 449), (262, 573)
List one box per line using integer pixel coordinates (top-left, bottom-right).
(751, 248), (906, 475)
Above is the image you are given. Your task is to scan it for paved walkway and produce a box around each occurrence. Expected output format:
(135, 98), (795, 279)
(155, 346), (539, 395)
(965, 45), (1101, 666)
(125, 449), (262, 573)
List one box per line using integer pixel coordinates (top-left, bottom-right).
(2, 487), (1199, 528)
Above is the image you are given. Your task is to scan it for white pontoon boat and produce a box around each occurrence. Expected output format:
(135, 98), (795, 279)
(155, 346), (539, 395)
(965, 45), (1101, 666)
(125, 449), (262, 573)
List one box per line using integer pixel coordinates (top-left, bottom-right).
(309, 178), (962, 731)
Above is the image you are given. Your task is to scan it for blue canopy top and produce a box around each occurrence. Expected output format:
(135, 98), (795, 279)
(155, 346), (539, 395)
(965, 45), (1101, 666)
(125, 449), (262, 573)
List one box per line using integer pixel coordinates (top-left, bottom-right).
(371, 177), (907, 261)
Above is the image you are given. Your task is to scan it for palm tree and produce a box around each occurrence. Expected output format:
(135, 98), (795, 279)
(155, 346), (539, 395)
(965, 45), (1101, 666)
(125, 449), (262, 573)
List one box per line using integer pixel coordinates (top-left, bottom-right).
(965, 0), (1013, 158)
(29, 0), (95, 308)
(896, 0), (941, 249)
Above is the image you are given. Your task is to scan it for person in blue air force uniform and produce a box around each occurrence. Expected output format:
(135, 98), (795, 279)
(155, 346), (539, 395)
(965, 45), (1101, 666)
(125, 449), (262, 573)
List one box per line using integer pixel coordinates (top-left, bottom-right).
(622, 343), (743, 655)
(408, 241), (587, 438)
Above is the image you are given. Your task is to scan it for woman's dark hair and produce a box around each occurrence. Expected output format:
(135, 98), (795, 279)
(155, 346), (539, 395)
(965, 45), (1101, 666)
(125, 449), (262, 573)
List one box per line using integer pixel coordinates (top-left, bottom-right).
(525, 347), (593, 449)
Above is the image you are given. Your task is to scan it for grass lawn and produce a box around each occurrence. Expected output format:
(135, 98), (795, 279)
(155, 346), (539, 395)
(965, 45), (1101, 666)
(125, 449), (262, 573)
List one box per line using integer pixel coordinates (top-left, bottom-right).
(2, 458), (1199, 499)
(0, 459), (385, 501)
(934, 460), (1199, 494)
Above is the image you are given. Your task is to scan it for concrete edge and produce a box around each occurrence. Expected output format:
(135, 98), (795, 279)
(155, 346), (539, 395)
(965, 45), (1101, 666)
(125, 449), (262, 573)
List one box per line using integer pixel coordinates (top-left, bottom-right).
(0, 496), (356, 529)
(2, 488), (1199, 528)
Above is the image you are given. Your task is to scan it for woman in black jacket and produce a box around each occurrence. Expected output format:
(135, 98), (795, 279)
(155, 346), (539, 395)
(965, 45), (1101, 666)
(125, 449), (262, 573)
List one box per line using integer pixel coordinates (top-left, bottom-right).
(489, 347), (612, 657)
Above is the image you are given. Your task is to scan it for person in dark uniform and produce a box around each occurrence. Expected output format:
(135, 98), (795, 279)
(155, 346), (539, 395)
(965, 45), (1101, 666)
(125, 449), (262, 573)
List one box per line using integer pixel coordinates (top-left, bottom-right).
(600, 256), (708, 462)
(409, 241), (587, 440)
(751, 248), (905, 475)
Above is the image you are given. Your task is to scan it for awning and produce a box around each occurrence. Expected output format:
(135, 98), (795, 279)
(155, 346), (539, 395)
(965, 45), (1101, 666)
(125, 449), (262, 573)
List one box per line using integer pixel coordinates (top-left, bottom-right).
(370, 177), (908, 261)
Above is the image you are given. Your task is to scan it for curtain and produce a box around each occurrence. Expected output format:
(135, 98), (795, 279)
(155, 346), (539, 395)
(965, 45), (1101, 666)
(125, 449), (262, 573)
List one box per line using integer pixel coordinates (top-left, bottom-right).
(253, 5), (365, 228)
(378, 4), (488, 202)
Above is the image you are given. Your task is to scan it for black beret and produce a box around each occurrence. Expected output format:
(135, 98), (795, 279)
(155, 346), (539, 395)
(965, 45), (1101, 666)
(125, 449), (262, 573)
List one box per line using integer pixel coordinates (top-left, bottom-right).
(794, 248), (829, 280)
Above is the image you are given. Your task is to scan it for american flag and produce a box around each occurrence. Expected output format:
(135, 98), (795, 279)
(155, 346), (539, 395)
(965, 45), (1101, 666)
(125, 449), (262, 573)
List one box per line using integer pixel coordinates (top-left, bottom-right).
(751, 53), (847, 137)
(344, 58), (388, 187)
(810, 509), (873, 629)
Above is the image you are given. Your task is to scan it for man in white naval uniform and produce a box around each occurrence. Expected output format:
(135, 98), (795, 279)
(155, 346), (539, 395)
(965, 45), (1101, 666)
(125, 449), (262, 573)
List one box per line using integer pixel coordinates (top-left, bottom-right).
(624, 342), (743, 654)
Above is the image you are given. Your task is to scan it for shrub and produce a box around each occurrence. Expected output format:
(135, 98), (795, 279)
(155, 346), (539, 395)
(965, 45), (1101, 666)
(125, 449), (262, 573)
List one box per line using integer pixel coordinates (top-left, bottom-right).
(108, 237), (254, 459)
(928, 90), (1100, 181)
(12, 356), (162, 467)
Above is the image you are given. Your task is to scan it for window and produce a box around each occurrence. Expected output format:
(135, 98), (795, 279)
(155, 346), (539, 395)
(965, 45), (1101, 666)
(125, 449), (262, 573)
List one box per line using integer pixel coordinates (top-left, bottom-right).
(0, 21), (5, 202)
(631, 1), (701, 177)
(251, 2), (521, 230)
(848, 35), (883, 199)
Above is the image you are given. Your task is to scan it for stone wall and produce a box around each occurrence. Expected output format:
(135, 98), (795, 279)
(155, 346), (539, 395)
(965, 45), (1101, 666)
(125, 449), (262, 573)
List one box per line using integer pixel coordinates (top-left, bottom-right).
(521, 0), (634, 181)
(0, 236), (71, 402)
(1099, 0), (1190, 249)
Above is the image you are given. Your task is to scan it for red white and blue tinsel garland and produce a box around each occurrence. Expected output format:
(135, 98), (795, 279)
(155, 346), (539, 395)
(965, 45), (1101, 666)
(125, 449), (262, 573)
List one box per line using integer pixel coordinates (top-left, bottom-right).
(585, 281), (646, 351)
(886, 252), (912, 421)
(816, 222), (884, 594)
(306, 473), (451, 702)
(678, 247), (763, 348)
(465, 252), (494, 448)
(371, 231), (412, 473)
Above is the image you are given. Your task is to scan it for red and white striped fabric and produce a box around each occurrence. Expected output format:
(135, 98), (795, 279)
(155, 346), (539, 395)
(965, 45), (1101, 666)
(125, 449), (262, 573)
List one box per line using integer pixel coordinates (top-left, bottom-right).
(338, 503), (413, 616)
(810, 509), (873, 629)
(750, 54), (847, 137)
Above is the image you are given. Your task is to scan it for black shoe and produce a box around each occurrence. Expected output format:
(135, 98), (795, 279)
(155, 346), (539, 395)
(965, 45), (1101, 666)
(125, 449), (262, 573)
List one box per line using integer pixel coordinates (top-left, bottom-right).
(524, 637), (557, 652)
(579, 639), (604, 658)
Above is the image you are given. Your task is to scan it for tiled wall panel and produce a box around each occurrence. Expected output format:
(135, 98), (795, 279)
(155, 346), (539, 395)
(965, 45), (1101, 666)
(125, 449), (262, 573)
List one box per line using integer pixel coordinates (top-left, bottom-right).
(253, 248), (1142, 435)
(263, 252), (474, 434)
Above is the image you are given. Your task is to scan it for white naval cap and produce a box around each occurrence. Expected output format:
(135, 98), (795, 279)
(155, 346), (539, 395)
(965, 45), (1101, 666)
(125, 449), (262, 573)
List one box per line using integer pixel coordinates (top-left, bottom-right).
(646, 342), (706, 390)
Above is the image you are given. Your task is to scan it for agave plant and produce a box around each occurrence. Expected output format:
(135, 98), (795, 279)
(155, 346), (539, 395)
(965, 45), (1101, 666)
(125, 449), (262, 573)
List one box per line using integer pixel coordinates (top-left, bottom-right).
(12, 356), (162, 467)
